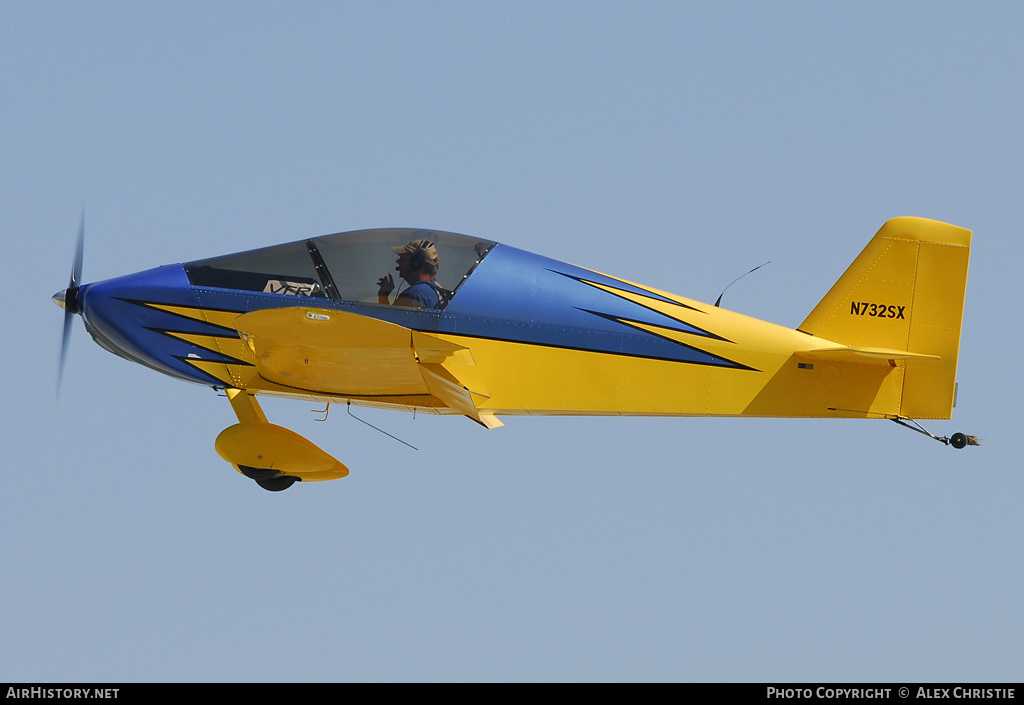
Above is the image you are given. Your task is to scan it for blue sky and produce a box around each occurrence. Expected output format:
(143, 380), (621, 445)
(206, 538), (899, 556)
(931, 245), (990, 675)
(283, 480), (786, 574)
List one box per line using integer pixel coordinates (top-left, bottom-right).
(2, 1), (1022, 681)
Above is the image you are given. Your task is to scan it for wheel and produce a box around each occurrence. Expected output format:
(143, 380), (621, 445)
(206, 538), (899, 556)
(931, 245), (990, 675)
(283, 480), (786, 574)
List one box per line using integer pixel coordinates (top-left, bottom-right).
(950, 433), (968, 449)
(255, 475), (299, 492)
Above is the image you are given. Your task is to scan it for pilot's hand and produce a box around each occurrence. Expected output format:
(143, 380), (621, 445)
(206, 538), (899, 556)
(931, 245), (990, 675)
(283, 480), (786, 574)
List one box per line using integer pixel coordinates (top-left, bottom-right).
(377, 273), (395, 296)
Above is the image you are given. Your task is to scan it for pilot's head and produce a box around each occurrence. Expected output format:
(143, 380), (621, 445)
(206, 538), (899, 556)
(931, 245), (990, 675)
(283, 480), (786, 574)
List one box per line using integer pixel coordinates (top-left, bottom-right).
(392, 236), (440, 278)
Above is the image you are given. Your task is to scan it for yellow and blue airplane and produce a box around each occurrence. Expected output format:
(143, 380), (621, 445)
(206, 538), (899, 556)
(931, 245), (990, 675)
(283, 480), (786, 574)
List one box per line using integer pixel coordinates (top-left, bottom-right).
(54, 216), (975, 491)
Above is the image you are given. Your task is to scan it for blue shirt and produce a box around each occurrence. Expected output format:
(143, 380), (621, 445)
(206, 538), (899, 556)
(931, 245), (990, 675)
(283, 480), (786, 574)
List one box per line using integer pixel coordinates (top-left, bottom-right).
(398, 281), (441, 309)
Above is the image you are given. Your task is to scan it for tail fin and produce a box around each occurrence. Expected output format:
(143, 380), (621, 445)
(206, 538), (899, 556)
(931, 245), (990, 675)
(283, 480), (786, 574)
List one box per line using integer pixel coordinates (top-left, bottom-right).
(799, 217), (971, 419)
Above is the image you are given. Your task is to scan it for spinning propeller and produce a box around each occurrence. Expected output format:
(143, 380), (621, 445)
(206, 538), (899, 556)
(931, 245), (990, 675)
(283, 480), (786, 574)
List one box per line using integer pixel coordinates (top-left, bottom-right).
(53, 213), (85, 396)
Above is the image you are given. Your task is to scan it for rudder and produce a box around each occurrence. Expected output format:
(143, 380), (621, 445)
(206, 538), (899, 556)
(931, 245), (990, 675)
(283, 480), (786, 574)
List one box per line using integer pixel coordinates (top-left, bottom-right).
(799, 217), (971, 419)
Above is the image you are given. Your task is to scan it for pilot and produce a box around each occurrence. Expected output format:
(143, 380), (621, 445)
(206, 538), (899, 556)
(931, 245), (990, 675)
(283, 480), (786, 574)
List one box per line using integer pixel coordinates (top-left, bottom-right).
(377, 237), (444, 309)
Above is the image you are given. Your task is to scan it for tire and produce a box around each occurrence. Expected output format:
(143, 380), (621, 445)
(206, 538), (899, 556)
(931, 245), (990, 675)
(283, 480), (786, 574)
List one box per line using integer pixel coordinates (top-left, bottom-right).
(950, 433), (968, 449)
(255, 475), (299, 492)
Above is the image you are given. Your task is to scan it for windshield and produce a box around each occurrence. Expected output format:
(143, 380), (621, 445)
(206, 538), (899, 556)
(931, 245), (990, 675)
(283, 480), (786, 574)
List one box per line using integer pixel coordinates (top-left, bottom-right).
(184, 228), (496, 310)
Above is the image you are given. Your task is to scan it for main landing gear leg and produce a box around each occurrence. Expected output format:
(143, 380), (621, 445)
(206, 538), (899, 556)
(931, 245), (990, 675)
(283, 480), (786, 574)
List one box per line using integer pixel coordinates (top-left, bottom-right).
(223, 388), (302, 491)
(889, 417), (980, 449)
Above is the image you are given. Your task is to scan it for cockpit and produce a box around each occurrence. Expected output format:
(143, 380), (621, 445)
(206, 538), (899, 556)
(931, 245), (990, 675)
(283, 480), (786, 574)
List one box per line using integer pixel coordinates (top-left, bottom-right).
(183, 228), (496, 310)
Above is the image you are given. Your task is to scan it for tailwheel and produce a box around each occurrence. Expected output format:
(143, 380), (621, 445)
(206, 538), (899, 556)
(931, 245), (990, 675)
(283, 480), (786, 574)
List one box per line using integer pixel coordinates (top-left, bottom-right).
(890, 418), (980, 449)
(948, 432), (981, 450)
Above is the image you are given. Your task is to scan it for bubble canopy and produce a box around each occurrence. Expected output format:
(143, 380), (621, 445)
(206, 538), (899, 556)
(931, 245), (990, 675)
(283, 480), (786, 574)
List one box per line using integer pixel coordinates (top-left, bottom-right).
(184, 228), (497, 309)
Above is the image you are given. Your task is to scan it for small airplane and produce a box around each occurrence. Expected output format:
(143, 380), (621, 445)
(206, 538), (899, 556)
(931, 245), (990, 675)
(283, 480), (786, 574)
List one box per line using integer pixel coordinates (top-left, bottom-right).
(54, 216), (977, 491)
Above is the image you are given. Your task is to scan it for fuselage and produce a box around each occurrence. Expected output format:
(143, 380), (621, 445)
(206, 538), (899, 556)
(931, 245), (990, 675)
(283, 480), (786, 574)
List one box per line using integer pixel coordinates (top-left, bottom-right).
(69, 227), (900, 420)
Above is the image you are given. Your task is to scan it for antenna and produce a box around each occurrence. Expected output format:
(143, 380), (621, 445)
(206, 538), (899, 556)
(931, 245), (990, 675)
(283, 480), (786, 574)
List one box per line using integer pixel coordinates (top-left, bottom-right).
(347, 402), (418, 450)
(714, 261), (771, 308)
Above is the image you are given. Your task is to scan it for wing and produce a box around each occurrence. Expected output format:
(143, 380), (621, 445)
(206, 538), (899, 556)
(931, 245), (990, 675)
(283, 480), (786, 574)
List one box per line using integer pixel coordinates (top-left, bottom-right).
(232, 307), (503, 428)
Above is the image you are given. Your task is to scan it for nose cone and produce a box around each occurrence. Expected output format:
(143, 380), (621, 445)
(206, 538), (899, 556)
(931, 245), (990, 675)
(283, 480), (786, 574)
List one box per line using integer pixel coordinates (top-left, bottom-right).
(52, 286), (80, 313)
(75, 264), (208, 382)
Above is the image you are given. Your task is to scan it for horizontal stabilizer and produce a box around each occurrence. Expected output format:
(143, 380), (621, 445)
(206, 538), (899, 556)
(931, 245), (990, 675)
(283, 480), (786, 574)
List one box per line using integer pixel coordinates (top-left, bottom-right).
(796, 346), (941, 366)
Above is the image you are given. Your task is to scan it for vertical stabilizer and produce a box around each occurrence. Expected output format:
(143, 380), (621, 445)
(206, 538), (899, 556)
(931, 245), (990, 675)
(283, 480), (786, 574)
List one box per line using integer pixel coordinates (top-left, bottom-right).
(799, 217), (971, 419)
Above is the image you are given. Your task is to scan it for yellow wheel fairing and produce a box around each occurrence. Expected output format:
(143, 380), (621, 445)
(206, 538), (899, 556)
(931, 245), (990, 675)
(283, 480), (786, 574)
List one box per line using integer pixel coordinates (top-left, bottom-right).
(215, 421), (349, 482)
